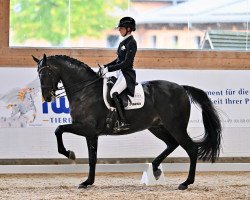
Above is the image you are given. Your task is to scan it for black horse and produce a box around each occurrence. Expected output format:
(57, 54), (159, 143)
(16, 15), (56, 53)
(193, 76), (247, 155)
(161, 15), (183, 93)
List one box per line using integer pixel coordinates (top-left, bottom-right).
(33, 54), (222, 190)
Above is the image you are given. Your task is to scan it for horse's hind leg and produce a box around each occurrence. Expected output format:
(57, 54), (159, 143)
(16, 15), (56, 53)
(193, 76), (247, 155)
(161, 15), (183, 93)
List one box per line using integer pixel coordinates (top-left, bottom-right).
(148, 126), (179, 180)
(171, 129), (198, 190)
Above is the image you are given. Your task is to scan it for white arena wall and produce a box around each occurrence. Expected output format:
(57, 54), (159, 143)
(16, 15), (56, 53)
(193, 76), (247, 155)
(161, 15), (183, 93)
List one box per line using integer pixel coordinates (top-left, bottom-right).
(0, 68), (249, 160)
(0, 127), (249, 159)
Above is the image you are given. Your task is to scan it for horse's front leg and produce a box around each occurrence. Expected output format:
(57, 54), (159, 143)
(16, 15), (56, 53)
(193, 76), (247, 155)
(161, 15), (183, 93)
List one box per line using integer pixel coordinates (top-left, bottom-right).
(54, 124), (77, 160)
(78, 136), (98, 188)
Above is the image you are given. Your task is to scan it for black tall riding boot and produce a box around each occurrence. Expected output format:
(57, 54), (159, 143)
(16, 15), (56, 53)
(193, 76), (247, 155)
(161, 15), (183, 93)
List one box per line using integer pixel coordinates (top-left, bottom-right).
(112, 92), (130, 131)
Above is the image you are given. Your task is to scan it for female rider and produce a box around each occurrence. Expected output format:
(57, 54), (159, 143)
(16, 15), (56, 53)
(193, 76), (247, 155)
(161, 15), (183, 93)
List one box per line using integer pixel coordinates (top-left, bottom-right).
(101, 17), (137, 131)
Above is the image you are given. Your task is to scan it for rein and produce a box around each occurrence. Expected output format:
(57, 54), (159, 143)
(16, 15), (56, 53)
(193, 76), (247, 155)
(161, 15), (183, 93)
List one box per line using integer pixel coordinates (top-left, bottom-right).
(55, 76), (101, 97)
(56, 64), (103, 97)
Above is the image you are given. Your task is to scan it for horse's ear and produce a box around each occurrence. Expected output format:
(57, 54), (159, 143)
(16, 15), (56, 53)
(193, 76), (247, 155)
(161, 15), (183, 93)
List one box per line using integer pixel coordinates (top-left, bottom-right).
(32, 55), (39, 63)
(43, 54), (47, 63)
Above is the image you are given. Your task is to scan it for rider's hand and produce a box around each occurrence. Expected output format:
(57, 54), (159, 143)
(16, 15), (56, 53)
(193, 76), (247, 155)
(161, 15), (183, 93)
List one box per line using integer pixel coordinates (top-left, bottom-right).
(101, 65), (108, 75)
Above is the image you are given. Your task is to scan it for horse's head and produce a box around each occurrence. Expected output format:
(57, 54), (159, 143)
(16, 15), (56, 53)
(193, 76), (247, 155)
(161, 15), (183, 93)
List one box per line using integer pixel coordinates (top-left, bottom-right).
(32, 54), (60, 102)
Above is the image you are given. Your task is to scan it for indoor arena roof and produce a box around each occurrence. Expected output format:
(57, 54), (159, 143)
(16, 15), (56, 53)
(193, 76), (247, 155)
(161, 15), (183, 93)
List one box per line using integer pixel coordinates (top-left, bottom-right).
(136, 0), (250, 24)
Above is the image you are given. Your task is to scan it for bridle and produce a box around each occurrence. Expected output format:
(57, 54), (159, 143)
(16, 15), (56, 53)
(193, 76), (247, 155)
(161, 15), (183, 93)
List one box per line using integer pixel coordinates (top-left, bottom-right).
(38, 64), (102, 98)
(38, 65), (60, 99)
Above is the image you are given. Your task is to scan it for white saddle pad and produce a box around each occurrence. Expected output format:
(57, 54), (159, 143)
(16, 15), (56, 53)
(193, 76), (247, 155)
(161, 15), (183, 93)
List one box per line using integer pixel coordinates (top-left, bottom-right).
(103, 78), (145, 110)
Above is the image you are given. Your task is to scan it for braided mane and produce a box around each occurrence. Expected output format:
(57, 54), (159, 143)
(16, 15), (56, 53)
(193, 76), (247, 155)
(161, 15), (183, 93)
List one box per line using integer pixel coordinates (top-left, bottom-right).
(49, 55), (96, 75)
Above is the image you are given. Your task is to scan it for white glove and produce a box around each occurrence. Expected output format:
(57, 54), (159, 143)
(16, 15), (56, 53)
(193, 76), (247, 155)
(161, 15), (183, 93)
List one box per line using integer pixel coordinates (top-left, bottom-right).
(101, 65), (108, 75)
(103, 67), (109, 74)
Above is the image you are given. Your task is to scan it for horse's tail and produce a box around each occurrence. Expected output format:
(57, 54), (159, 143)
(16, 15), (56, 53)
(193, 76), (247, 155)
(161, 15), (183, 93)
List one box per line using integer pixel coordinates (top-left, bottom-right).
(183, 85), (222, 163)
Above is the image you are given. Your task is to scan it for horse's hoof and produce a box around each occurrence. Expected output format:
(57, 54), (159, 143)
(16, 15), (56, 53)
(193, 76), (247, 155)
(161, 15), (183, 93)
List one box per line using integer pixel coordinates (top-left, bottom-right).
(153, 169), (162, 180)
(68, 150), (76, 160)
(178, 183), (188, 190)
(78, 184), (87, 189)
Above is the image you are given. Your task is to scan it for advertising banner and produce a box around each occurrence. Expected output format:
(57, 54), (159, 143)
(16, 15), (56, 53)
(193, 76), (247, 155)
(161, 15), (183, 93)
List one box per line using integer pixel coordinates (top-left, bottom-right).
(1, 68), (250, 128)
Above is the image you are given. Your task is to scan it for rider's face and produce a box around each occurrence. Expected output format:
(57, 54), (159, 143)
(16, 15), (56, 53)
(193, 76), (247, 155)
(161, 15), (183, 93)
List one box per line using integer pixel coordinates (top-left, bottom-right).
(118, 27), (127, 37)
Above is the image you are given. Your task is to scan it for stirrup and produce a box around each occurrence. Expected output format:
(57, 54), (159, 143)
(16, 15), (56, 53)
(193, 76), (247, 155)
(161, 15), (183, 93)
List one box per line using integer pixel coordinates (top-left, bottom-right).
(114, 121), (130, 132)
(119, 122), (130, 130)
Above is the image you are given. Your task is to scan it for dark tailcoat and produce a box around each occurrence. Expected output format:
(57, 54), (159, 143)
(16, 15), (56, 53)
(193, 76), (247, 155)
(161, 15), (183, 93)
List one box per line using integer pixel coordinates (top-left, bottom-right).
(104, 35), (137, 96)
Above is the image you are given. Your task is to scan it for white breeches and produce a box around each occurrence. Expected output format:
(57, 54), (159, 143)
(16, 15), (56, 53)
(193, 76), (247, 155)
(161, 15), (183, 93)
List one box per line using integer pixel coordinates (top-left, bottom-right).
(110, 73), (127, 97)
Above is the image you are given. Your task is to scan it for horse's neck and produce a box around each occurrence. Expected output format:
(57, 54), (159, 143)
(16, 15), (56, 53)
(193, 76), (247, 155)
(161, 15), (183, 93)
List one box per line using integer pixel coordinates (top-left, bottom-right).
(57, 63), (98, 100)
(59, 64), (88, 86)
